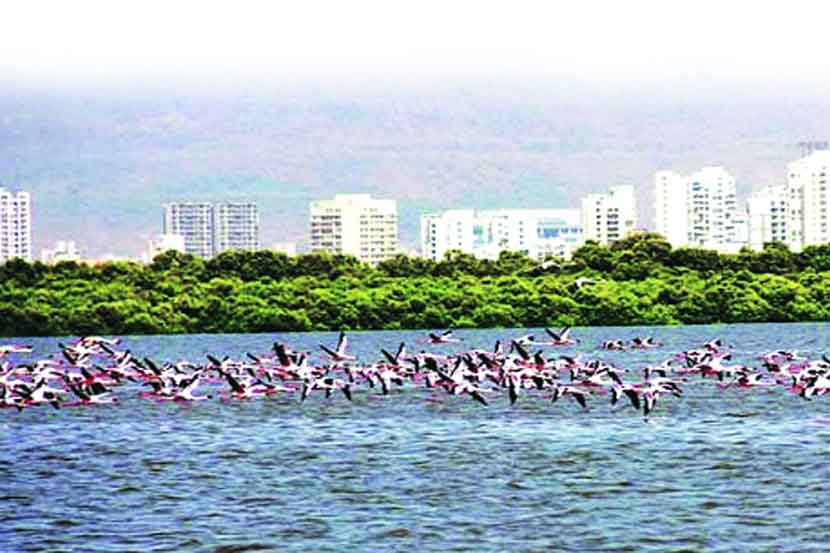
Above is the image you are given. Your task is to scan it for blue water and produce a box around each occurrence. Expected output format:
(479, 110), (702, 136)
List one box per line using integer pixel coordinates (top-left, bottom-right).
(2, 323), (830, 552)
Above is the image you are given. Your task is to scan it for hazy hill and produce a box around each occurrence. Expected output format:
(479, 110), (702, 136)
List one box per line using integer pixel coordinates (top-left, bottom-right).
(2, 81), (828, 257)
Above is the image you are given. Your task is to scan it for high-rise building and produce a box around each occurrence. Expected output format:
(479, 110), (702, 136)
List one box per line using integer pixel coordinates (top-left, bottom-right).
(687, 167), (740, 249)
(162, 201), (260, 258)
(214, 202), (259, 254)
(309, 194), (398, 265)
(653, 167), (745, 252)
(785, 150), (830, 251)
(747, 184), (788, 250)
(420, 209), (582, 261)
(163, 202), (214, 258)
(41, 240), (81, 264)
(0, 187), (32, 263)
(580, 185), (637, 245)
(654, 171), (689, 247)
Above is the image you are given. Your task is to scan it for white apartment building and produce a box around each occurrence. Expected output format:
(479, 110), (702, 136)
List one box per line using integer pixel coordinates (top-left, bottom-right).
(655, 171), (689, 247)
(214, 202), (259, 254)
(580, 185), (637, 245)
(309, 194), (398, 265)
(0, 187), (32, 263)
(654, 167), (744, 252)
(786, 150), (830, 251)
(41, 240), (81, 264)
(142, 234), (186, 263)
(688, 167), (741, 250)
(746, 184), (788, 250)
(163, 202), (214, 258)
(420, 209), (582, 261)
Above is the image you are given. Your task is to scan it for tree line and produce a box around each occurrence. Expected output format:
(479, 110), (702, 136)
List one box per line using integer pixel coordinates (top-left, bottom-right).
(2, 233), (830, 336)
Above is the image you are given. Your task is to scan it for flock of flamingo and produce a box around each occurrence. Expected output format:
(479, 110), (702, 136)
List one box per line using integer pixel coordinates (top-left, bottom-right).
(1, 327), (829, 416)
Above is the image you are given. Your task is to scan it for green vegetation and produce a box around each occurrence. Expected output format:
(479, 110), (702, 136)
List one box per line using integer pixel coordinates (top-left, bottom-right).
(2, 234), (830, 336)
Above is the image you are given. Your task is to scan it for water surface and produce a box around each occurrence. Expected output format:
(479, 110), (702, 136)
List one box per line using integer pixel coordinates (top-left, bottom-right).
(2, 323), (829, 552)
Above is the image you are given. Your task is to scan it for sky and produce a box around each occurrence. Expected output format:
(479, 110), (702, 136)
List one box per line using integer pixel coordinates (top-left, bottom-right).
(3, 1), (830, 256)
(5, 1), (830, 86)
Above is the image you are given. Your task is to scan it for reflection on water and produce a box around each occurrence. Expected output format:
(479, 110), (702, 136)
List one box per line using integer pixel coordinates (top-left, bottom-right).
(2, 323), (830, 552)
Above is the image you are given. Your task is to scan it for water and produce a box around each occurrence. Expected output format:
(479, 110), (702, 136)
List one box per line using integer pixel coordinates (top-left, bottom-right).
(2, 323), (830, 552)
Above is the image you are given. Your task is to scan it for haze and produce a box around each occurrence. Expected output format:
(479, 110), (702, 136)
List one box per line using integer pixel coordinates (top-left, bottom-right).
(2, 1), (830, 256)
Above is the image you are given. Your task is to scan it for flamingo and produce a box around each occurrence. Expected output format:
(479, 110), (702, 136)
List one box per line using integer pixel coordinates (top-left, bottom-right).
(320, 331), (357, 363)
(551, 384), (589, 408)
(380, 342), (407, 367)
(542, 327), (579, 346)
(600, 340), (626, 351)
(0, 344), (33, 357)
(423, 330), (462, 344)
(630, 337), (661, 349)
(301, 376), (352, 401)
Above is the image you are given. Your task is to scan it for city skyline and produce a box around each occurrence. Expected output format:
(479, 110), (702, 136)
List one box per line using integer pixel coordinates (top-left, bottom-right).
(12, 147), (830, 264)
(3, 85), (829, 258)
(5, 136), (830, 260)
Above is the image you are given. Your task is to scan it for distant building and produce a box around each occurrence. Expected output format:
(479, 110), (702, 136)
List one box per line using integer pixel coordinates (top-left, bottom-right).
(654, 171), (689, 247)
(163, 202), (214, 258)
(747, 184), (788, 250)
(0, 187), (32, 263)
(214, 202), (259, 254)
(786, 150), (830, 251)
(41, 240), (81, 264)
(142, 234), (186, 263)
(653, 167), (745, 252)
(162, 201), (260, 258)
(271, 242), (297, 256)
(580, 185), (638, 245)
(420, 209), (582, 261)
(309, 194), (398, 265)
(687, 167), (742, 250)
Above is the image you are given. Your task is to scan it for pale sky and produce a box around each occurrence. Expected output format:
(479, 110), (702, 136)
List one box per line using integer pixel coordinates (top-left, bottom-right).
(3, 1), (830, 86)
(4, 1), (830, 257)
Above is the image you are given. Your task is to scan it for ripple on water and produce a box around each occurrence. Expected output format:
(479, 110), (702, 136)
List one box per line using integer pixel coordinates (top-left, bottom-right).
(212, 545), (276, 553)
(3, 325), (830, 553)
(280, 518), (331, 540)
